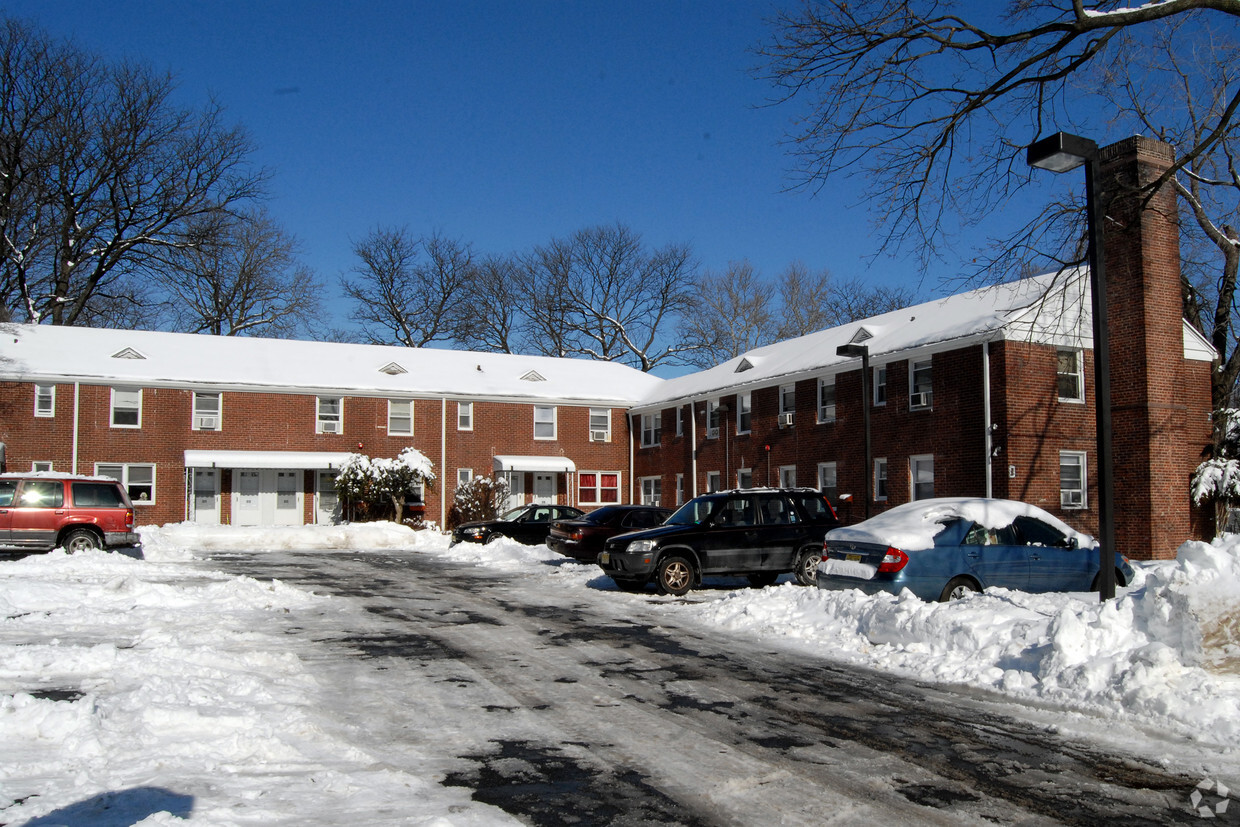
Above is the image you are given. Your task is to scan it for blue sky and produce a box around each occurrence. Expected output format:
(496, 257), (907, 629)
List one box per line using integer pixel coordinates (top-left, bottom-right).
(7, 1), (1051, 343)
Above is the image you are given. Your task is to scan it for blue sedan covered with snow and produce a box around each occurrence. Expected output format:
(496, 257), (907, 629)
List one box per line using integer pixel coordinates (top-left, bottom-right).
(816, 498), (1134, 602)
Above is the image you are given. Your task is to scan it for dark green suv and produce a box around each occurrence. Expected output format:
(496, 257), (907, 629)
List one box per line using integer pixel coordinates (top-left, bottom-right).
(597, 488), (840, 595)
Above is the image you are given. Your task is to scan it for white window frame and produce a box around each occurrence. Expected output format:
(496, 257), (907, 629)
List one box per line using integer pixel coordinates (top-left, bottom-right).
(818, 462), (837, 501)
(874, 458), (888, 501)
(909, 358), (933, 409)
(873, 366), (887, 407)
(707, 398), (722, 438)
(578, 471), (621, 505)
(737, 467), (753, 489)
(534, 405), (557, 440)
(458, 401), (474, 431)
(779, 384), (796, 416)
(317, 396), (343, 434)
(110, 387), (142, 429)
(910, 454), (934, 501)
(779, 465), (797, 488)
(32, 461), (53, 472)
(737, 393), (752, 434)
(589, 408), (611, 442)
(95, 462), (156, 505)
(675, 473), (684, 506)
(640, 412), (662, 447)
(457, 468), (473, 487)
(35, 384), (55, 418)
(706, 471), (722, 492)
(387, 399), (413, 436)
(640, 476), (662, 506)
(1057, 349), (1085, 403)
(675, 406), (684, 437)
(192, 392), (222, 431)
(1060, 451), (1088, 509)
(817, 376), (836, 424)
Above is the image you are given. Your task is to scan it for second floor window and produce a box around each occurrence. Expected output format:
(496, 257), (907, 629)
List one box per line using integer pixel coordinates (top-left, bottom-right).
(707, 399), (722, 437)
(388, 400), (413, 436)
(910, 358), (932, 409)
(317, 397), (342, 434)
(1058, 349), (1084, 402)
(873, 367), (887, 407)
(818, 377), (836, 423)
(193, 392), (221, 430)
(111, 387), (142, 428)
(534, 405), (556, 439)
(589, 408), (611, 442)
(641, 412), (661, 447)
(458, 401), (473, 430)
(35, 384), (55, 417)
(737, 393), (752, 434)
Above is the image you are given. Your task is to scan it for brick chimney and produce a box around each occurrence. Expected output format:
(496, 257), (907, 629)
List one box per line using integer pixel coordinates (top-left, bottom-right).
(1099, 136), (1212, 558)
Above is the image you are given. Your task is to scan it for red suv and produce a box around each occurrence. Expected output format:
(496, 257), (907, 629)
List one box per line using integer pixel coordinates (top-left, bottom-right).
(0, 474), (140, 553)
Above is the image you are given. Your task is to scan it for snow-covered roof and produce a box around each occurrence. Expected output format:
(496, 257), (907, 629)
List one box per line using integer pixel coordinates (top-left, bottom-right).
(0, 324), (663, 406)
(635, 269), (1213, 409)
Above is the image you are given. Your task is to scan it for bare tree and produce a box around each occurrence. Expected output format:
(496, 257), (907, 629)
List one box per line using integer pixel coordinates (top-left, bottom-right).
(775, 262), (833, 339)
(0, 16), (265, 326)
(454, 253), (523, 353)
(760, 1), (1240, 269)
(679, 260), (777, 368)
(521, 223), (699, 371)
(342, 228), (475, 348)
(151, 209), (324, 337)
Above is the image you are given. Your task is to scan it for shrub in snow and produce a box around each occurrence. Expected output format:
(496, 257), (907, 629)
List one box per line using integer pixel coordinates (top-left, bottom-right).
(447, 476), (509, 530)
(335, 448), (435, 524)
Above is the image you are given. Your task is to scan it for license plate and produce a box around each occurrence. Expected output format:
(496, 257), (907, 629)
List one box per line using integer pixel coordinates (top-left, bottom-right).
(599, 552), (610, 565)
(846, 553), (862, 563)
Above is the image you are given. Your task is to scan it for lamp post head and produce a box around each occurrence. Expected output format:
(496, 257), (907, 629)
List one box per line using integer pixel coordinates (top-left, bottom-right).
(1027, 131), (1098, 173)
(836, 343), (869, 358)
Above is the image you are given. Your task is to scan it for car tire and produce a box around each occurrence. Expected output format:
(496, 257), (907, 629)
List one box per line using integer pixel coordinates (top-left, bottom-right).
(612, 578), (647, 593)
(655, 555), (693, 596)
(63, 528), (103, 554)
(747, 572), (779, 588)
(793, 549), (821, 586)
(938, 576), (980, 603)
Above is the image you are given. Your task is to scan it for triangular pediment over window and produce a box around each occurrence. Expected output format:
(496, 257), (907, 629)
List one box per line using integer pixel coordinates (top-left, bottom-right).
(111, 347), (146, 360)
(378, 361), (408, 376)
(521, 370), (546, 382)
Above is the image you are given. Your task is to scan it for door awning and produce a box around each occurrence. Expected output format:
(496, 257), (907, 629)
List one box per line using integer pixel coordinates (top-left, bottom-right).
(492, 455), (577, 473)
(184, 450), (354, 470)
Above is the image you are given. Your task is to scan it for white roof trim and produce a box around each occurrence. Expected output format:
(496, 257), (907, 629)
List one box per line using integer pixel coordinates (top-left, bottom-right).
(492, 455), (577, 473)
(184, 450), (354, 470)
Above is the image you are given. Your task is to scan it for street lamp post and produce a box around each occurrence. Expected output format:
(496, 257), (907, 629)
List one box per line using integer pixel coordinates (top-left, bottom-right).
(1027, 131), (1116, 602)
(836, 343), (871, 520)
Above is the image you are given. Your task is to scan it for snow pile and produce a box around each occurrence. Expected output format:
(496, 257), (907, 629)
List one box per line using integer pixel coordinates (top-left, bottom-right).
(138, 520), (433, 561)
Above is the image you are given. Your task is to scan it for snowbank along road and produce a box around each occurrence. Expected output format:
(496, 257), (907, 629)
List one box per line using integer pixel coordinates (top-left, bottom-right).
(206, 549), (1208, 826)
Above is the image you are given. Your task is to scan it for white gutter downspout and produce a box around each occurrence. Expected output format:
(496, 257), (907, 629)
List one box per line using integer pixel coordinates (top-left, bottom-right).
(983, 342), (994, 498)
(440, 397), (448, 528)
(72, 382), (81, 474)
(690, 401), (698, 498)
(628, 413), (635, 504)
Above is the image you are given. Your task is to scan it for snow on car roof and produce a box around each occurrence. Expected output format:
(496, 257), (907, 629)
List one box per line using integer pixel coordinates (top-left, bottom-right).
(827, 497), (1094, 551)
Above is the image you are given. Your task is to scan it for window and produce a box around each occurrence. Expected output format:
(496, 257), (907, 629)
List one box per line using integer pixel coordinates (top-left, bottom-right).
(193, 392), (221, 431)
(818, 462), (838, 503)
(706, 471), (722, 492)
(779, 385), (796, 416)
(35, 384), (55, 418)
(18, 480), (63, 507)
(458, 401), (474, 430)
(817, 377), (836, 423)
(640, 476), (662, 506)
(534, 405), (556, 440)
(737, 468), (753, 489)
(640, 412), (661, 447)
(589, 408), (611, 442)
(388, 399), (413, 436)
(737, 393), (752, 434)
(675, 473), (684, 506)
(579, 472), (621, 505)
(707, 399), (721, 438)
(317, 397), (342, 434)
(457, 468), (473, 487)
(910, 455), (934, 500)
(32, 461), (53, 472)
(874, 458), (888, 501)
(779, 465), (797, 488)
(873, 367), (887, 407)
(1060, 451), (1087, 508)
(676, 407), (684, 437)
(909, 358), (932, 409)
(110, 387), (142, 428)
(1058, 349), (1084, 402)
(96, 463), (155, 504)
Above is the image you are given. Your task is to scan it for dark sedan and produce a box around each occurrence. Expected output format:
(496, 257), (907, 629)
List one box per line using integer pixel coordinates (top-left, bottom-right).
(450, 503), (584, 546)
(546, 504), (672, 562)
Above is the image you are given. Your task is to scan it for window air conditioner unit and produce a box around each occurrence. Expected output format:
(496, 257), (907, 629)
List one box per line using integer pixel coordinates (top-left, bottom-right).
(320, 421), (340, 434)
(910, 392), (931, 408)
(1061, 491), (1083, 508)
(195, 416), (218, 430)
(591, 429), (608, 442)
(706, 427), (720, 440)
(778, 412), (794, 428)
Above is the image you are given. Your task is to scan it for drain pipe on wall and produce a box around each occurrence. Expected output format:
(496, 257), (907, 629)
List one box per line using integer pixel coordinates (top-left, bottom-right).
(983, 342), (994, 498)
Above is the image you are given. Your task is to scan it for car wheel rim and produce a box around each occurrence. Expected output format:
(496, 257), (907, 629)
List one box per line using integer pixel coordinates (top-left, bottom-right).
(664, 563), (690, 591)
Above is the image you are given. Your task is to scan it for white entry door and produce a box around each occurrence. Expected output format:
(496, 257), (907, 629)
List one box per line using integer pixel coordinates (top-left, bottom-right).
(533, 473), (555, 504)
(234, 470), (262, 526)
(316, 471), (339, 525)
(191, 469), (220, 525)
(274, 470), (302, 525)
(505, 472), (525, 511)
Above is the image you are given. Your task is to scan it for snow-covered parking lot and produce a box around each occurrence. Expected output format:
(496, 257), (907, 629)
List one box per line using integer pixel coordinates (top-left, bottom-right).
(2, 522), (1238, 824)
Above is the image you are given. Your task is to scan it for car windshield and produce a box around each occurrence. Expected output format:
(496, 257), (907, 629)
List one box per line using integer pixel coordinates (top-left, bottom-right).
(665, 497), (721, 526)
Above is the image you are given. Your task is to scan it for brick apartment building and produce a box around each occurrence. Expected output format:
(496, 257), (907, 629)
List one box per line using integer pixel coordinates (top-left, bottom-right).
(0, 137), (1216, 558)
